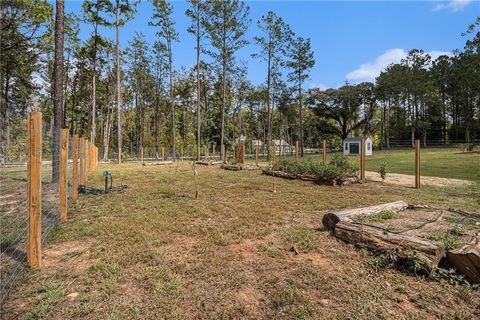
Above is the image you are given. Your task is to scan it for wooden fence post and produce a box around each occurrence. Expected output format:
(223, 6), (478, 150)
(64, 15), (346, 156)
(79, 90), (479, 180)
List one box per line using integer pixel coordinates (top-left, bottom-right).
(295, 141), (299, 160)
(72, 134), (78, 202)
(255, 144), (259, 166)
(80, 137), (85, 185)
(27, 111), (42, 268)
(322, 140), (327, 162)
(241, 144), (245, 164)
(360, 138), (366, 183)
(85, 139), (90, 182)
(60, 129), (68, 222)
(415, 139), (421, 189)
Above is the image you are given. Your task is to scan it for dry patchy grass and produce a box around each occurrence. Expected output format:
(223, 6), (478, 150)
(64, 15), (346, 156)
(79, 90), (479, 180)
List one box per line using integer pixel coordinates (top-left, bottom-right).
(3, 162), (480, 319)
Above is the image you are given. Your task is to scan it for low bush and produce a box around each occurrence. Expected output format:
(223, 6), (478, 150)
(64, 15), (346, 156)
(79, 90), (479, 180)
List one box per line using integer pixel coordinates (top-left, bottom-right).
(273, 154), (358, 184)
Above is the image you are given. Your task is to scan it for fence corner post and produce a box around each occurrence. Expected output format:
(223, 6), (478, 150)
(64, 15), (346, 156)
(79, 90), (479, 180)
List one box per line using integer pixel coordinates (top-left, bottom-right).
(415, 139), (421, 189)
(72, 134), (78, 202)
(27, 111), (42, 268)
(60, 128), (68, 222)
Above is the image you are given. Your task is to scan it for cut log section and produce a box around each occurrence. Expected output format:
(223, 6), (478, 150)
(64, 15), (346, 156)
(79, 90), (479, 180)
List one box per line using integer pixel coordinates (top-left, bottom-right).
(222, 164), (261, 171)
(334, 221), (445, 273)
(143, 161), (173, 166)
(446, 236), (480, 284)
(322, 201), (409, 231)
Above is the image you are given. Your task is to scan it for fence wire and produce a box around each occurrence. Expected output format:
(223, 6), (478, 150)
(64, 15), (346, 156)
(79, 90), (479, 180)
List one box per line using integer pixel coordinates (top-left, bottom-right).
(1, 123), (77, 307)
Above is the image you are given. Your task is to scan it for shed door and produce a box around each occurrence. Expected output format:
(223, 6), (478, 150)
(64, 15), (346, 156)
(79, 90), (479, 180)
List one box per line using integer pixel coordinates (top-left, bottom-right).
(350, 142), (359, 154)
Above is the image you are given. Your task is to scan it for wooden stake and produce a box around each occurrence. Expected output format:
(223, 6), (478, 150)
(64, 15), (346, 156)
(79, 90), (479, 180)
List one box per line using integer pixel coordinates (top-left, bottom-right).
(415, 139), (421, 189)
(255, 144), (259, 166)
(60, 129), (68, 222)
(80, 137), (85, 185)
(72, 135), (78, 202)
(27, 111), (42, 268)
(322, 140), (327, 162)
(295, 141), (299, 160)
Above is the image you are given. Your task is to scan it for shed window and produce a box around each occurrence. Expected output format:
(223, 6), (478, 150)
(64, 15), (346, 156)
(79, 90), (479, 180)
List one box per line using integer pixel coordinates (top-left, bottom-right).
(345, 143), (349, 151)
(367, 142), (371, 150)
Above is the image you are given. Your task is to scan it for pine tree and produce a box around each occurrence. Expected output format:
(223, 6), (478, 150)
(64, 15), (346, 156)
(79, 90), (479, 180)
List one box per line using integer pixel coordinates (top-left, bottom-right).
(286, 36), (314, 157)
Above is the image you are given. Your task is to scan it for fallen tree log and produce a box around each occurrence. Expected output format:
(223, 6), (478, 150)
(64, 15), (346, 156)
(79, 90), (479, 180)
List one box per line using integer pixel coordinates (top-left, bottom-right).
(446, 236), (480, 284)
(195, 161), (211, 166)
(221, 164), (241, 171)
(334, 221), (445, 273)
(143, 161), (173, 166)
(262, 169), (297, 180)
(322, 201), (409, 231)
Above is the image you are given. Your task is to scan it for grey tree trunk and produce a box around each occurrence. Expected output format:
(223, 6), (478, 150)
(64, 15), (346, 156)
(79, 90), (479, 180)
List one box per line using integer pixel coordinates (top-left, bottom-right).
(196, 1), (201, 161)
(52, 0), (65, 183)
(115, 2), (122, 163)
(169, 40), (175, 161)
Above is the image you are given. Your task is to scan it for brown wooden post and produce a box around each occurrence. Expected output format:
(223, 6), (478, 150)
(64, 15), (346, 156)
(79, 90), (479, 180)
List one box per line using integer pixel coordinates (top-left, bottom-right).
(415, 139), (421, 189)
(60, 129), (68, 222)
(241, 144), (245, 164)
(72, 134), (79, 202)
(27, 111), (42, 268)
(295, 141), (299, 160)
(80, 137), (85, 185)
(85, 139), (90, 181)
(322, 140), (327, 162)
(140, 147), (144, 165)
(255, 144), (259, 166)
(360, 138), (366, 182)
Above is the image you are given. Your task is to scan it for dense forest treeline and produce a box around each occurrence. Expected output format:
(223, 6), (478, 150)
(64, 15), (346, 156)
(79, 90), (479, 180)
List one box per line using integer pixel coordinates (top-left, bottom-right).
(1, 0), (479, 165)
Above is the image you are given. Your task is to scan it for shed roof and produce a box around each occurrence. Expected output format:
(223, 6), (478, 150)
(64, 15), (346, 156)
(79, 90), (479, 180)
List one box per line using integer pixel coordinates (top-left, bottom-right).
(343, 136), (370, 142)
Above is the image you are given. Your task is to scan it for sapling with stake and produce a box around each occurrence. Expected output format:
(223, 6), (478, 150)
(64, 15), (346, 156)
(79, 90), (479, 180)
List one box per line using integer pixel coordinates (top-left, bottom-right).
(190, 161), (199, 199)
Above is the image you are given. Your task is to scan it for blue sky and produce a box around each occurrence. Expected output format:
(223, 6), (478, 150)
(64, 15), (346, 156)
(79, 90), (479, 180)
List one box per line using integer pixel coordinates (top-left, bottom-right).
(66, 0), (479, 89)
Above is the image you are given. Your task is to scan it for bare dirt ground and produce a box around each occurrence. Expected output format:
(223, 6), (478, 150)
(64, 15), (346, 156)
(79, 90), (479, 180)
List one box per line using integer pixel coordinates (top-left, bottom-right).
(366, 171), (474, 187)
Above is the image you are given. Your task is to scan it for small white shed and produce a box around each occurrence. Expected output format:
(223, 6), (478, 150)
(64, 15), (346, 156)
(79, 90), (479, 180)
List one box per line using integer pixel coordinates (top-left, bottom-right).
(343, 136), (372, 156)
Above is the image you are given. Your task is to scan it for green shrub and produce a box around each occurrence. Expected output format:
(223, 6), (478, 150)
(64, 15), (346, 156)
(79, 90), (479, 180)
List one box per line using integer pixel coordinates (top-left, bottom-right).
(378, 161), (387, 181)
(273, 155), (358, 184)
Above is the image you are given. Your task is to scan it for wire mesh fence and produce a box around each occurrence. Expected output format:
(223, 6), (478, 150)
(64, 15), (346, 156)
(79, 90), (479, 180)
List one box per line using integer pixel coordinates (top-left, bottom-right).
(0, 113), (90, 306)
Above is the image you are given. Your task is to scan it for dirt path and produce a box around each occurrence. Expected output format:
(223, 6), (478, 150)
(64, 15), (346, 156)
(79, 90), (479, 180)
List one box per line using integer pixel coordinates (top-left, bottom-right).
(366, 171), (473, 187)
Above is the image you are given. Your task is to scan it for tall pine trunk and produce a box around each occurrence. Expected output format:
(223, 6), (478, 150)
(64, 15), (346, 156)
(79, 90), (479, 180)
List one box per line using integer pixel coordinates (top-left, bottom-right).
(196, 1), (201, 161)
(115, 2), (122, 163)
(52, 0), (65, 183)
(169, 41), (175, 161)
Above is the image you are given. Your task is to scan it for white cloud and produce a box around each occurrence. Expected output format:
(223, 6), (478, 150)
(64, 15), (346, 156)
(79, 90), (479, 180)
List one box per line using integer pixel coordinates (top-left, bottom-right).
(346, 48), (451, 83)
(308, 82), (331, 90)
(433, 0), (472, 12)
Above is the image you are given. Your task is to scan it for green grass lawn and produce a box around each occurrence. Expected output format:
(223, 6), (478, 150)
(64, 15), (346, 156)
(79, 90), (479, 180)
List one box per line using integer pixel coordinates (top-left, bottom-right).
(3, 163), (479, 319)
(248, 148), (480, 181)
(360, 148), (480, 181)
